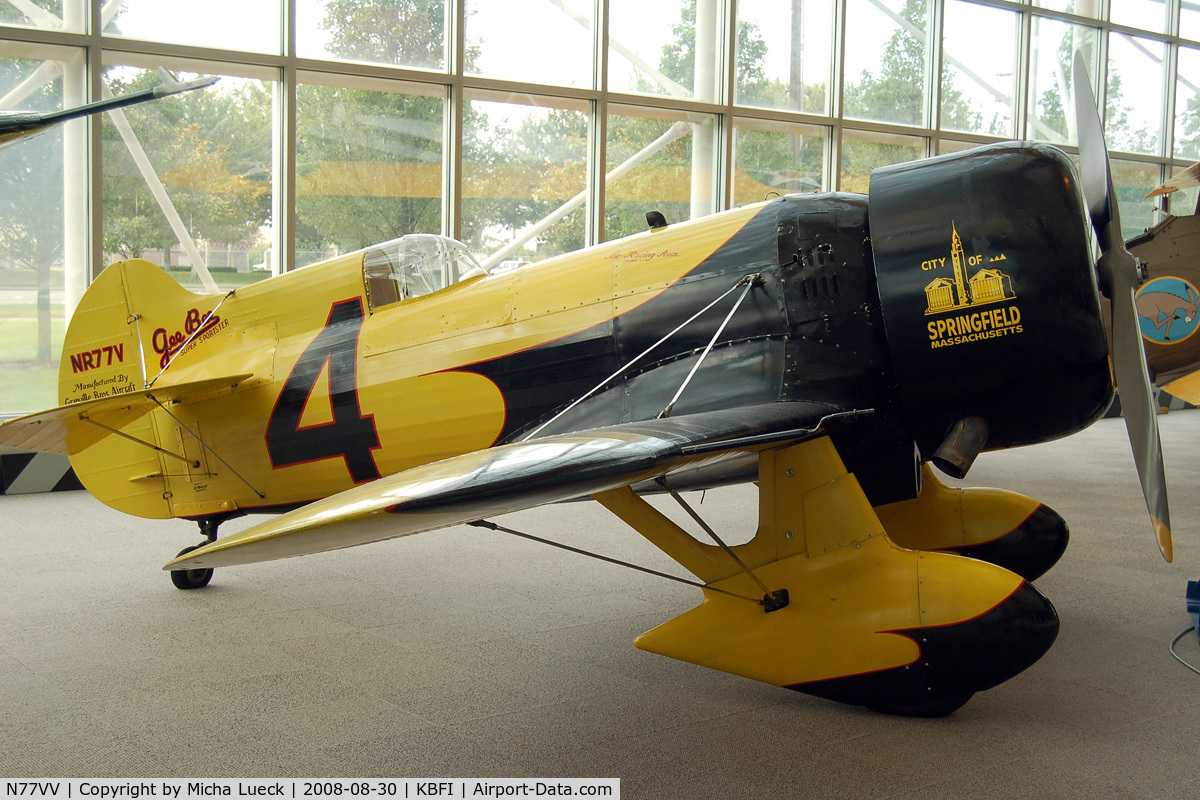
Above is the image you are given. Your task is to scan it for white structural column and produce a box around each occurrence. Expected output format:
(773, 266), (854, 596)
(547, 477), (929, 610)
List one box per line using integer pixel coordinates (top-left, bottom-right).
(691, 0), (718, 221)
(62, 46), (86, 320)
(102, 87), (219, 293)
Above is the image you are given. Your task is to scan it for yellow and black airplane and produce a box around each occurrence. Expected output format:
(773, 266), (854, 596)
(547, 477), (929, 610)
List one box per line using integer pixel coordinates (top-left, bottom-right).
(0, 57), (1173, 717)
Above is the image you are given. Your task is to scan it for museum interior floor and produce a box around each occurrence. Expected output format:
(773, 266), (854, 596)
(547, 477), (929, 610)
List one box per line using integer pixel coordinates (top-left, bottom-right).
(3, 412), (1200, 797)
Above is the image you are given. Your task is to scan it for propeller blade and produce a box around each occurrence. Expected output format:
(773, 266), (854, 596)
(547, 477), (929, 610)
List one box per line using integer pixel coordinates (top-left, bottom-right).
(1106, 249), (1174, 561)
(1072, 52), (1173, 562)
(1072, 53), (1119, 261)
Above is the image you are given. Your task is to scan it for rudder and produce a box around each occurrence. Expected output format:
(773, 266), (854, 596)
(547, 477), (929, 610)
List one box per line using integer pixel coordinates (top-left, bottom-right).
(58, 259), (210, 405)
(59, 260), (218, 520)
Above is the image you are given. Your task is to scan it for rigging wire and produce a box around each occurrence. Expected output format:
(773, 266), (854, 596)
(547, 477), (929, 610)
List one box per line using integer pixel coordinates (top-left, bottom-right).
(659, 276), (757, 419)
(520, 275), (756, 441)
(659, 479), (773, 597)
(148, 394), (266, 499)
(145, 290), (236, 389)
(468, 518), (766, 607)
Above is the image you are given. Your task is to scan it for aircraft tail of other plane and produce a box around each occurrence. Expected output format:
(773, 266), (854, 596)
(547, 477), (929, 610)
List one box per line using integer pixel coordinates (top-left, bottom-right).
(1162, 369), (1200, 405)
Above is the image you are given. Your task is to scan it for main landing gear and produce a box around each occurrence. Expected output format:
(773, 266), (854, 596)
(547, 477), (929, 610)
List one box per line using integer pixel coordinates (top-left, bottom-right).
(169, 517), (220, 590)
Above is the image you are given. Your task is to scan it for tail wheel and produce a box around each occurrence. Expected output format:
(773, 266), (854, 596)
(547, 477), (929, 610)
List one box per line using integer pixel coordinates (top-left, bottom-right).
(170, 544), (214, 590)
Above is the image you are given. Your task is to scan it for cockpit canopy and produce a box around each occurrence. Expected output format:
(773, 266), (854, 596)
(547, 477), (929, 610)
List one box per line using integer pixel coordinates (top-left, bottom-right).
(363, 234), (487, 310)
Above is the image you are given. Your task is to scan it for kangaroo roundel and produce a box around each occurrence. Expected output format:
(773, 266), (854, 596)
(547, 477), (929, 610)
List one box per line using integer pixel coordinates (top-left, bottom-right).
(1136, 277), (1200, 345)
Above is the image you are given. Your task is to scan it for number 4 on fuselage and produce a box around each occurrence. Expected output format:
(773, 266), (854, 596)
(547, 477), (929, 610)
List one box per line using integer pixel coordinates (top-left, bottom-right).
(265, 298), (381, 484)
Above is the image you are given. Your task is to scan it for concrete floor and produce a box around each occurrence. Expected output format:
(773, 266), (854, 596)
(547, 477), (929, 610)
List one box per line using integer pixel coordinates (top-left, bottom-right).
(2, 413), (1200, 796)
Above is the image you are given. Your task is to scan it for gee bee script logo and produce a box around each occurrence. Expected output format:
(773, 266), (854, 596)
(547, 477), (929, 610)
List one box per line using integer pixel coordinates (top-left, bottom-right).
(152, 307), (227, 368)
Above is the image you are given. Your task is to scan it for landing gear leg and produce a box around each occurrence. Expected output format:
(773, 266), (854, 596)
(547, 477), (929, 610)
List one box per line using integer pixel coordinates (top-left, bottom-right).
(169, 517), (219, 591)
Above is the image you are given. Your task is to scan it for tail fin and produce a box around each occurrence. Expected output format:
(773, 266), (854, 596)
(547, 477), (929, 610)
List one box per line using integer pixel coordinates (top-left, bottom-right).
(59, 259), (220, 405)
(50, 260), (241, 519)
(1163, 369), (1200, 406)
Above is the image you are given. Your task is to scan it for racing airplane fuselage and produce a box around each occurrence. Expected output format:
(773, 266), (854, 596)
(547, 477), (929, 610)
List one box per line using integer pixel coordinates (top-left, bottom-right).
(66, 144), (1109, 525)
(4, 142), (1129, 717)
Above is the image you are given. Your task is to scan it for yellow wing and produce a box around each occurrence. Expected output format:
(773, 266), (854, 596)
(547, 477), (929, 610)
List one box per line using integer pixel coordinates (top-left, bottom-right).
(165, 402), (858, 571)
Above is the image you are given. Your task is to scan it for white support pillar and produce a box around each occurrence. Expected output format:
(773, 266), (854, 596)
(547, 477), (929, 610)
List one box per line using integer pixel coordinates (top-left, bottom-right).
(103, 87), (219, 293)
(691, 0), (719, 221)
(62, 46), (87, 321)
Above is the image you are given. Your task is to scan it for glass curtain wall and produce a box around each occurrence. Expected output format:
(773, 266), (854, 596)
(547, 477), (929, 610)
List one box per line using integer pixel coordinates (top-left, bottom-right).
(5, 0), (1200, 414)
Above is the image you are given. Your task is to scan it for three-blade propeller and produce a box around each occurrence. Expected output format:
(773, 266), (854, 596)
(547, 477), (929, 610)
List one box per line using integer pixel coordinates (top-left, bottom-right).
(1072, 52), (1173, 561)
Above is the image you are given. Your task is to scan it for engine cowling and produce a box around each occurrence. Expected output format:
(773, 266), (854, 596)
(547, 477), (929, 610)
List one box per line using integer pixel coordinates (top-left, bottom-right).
(869, 143), (1112, 460)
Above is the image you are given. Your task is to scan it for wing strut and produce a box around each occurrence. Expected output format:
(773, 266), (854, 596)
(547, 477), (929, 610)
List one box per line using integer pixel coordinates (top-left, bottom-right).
(658, 479), (789, 611)
(467, 519), (778, 609)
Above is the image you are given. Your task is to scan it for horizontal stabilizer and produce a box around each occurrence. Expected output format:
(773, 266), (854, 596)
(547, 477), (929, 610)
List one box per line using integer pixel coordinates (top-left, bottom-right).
(166, 402), (849, 571)
(0, 374), (252, 455)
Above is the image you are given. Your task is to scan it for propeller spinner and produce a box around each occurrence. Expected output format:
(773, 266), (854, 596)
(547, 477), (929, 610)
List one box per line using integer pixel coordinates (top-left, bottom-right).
(1071, 52), (1173, 561)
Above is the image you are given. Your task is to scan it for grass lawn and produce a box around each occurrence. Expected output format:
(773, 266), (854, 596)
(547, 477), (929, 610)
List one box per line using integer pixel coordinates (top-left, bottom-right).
(0, 318), (65, 362)
(0, 304), (64, 319)
(0, 268), (62, 289)
(1, 317), (64, 412)
(0, 365), (58, 412)
(0, 267), (267, 413)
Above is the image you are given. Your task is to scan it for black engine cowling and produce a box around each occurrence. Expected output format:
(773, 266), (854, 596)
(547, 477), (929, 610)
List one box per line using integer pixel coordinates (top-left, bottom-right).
(869, 143), (1112, 459)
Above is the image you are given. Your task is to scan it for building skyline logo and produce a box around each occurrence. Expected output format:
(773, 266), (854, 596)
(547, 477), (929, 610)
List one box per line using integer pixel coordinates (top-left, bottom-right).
(923, 222), (1016, 315)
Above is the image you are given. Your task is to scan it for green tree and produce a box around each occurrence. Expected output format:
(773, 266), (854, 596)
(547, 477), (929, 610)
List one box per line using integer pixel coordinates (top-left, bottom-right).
(843, 0), (933, 127)
(1104, 71), (1157, 155)
(321, 0), (445, 70)
(101, 69), (271, 261)
(841, 0), (975, 186)
(1179, 92), (1200, 161)
(490, 105), (588, 257)
(295, 0), (512, 258)
(294, 83), (443, 257)
(656, 0), (772, 102)
(547, 0), (813, 247)
(0, 64), (63, 272)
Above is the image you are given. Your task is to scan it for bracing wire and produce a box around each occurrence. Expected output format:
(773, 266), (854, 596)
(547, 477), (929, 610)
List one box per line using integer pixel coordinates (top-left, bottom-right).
(659, 480), (773, 597)
(658, 277), (757, 419)
(148, 394), (266, 498)
(469, 519), (765, 607)
(145, 290), (236, 388)
(520, 275), (756, 441)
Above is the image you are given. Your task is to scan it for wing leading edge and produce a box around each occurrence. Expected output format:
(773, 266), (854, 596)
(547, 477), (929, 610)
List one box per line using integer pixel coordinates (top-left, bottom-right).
(166, 402), (866, 571)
